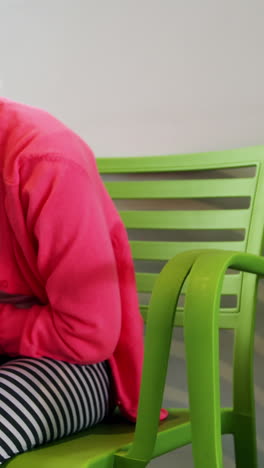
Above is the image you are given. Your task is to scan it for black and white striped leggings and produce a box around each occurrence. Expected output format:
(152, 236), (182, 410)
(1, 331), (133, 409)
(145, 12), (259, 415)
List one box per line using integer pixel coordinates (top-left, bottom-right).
(0, 356), (112, 464)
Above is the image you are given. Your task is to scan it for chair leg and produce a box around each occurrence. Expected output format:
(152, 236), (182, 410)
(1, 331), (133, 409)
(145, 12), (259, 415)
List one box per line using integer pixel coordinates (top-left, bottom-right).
(233, 414), (258, 468)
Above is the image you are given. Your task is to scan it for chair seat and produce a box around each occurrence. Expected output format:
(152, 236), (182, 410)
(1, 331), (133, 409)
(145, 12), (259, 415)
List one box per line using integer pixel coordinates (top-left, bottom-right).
(5, 410), (191, 468)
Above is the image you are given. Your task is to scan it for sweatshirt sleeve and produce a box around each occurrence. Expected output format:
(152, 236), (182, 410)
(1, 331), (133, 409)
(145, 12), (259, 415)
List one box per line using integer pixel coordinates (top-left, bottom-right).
(0, 157), (122, 363)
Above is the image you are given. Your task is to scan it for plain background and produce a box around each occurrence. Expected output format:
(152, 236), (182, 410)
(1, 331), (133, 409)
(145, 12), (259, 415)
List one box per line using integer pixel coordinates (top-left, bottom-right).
(1, 0), (264, 157)
(1, 1), (264, 466)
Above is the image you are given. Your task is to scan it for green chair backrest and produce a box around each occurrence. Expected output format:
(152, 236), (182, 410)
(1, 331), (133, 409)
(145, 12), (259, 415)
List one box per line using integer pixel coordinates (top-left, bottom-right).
(97, 146), (264, 332)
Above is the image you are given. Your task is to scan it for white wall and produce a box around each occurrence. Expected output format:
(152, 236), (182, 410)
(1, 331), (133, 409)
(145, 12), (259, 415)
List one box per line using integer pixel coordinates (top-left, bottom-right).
(1, 0), (263, 157)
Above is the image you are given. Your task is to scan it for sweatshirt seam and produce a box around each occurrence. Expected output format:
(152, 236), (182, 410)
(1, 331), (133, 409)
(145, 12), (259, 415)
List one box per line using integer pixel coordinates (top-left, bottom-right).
(4, 153), (90, 186)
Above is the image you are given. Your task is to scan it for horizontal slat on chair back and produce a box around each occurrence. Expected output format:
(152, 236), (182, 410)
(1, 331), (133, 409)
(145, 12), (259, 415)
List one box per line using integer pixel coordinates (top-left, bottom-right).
(135, 272), (241, 295)
(104, 178), (255, 199)
(130, 240), (245, 260)
(120, 210), (250, 230)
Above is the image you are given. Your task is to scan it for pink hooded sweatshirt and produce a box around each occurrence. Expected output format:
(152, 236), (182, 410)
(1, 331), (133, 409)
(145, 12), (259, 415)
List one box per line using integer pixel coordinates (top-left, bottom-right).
(0, 98), (167, 422)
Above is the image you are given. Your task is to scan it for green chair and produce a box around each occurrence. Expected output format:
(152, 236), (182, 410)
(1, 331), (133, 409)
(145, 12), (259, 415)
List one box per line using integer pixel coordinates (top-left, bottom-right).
(5, 146), (264, 468)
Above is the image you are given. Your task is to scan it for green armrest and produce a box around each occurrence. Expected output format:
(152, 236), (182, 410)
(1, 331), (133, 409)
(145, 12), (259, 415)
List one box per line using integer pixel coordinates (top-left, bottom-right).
(184, 249), (263, 468)
(115, 250), (207, 467)
(118, 249), (264, 468)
